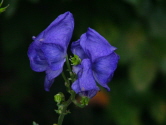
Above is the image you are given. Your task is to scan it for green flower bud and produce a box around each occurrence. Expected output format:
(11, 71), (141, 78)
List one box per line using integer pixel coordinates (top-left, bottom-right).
(54, 92), (65, 104)
(70, 55), (81, 66)
(80, 96), (90, 106)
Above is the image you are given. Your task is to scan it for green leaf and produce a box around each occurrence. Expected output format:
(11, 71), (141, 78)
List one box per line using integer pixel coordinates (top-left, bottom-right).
(0, 0), (9, 13)
(0, 5), (9, 13)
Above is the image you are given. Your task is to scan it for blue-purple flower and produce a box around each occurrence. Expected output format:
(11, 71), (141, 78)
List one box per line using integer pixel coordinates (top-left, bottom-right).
(71, 28), (119, 98)
(28, 12), (74, 91)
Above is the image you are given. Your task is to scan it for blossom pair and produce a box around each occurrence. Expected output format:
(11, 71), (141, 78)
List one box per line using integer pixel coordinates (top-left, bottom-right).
(28, 12), (119, 98)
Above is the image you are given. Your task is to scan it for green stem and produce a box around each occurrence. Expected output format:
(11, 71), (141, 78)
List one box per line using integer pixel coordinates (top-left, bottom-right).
(57, 105), (66, 125)
(57, 56), (77, 125)
(66, 55), (72, 73)
(57, 94), (74, 125)
(66, 55), (75, 82)
(61, 71), (69, 85)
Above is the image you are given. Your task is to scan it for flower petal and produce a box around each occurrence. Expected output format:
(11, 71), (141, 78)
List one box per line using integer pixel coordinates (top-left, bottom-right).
(71, 80), (81, 93)
(28, 11), (74, 91)
(41, 43), (66, 71)
(44, 68), (63, 91)
(44, 76), (55, 91)
(72, 64), (82, 74)
(71, 40), (87, 59)
(93, 52), (119, 91)
(80, 28), (117, 62)
(27, 42), (47, 72)
(42, 11), (74, 49)
(71, 59), (99, 98)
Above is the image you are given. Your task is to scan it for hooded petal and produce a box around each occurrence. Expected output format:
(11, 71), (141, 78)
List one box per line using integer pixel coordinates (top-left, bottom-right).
(71, 59), (99, 98)
(41, 43), (66, 71)
(80, 28), (116, 62)
(28, 12), (74, 72)
(41, 11), (74, 49)
(28, 42), (47, 72)
(44, 68), (63, 91)
(71, 39), (87, 60)
(92, 52), (119, 91)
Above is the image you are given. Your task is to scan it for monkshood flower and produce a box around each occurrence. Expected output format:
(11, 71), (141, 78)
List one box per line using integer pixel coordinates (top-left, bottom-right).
(28, 12), (74, 91)
(71, 28), (119, 98)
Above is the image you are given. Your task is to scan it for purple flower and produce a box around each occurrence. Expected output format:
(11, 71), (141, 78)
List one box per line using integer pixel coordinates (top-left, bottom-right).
(71, 28), (119, 98)
(28, 12), (74, 91)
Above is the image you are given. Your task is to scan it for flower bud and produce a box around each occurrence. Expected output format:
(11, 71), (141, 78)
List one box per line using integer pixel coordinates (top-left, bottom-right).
(54, 92), (65, 104)
(80, 96), (90, 106)
(70, 55), (81, 65)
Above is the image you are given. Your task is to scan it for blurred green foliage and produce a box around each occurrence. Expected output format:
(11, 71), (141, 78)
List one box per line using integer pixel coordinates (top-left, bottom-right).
(0, 0), (9, 13)
(0, 0), (166, 125)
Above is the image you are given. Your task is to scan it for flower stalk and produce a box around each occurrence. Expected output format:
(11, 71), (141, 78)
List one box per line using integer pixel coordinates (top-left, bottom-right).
(57, 98), (72, 125)
(57, 58), (75, 125)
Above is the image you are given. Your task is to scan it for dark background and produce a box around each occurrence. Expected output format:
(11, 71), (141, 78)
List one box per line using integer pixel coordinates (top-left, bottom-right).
(1, 0), (166, 125)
